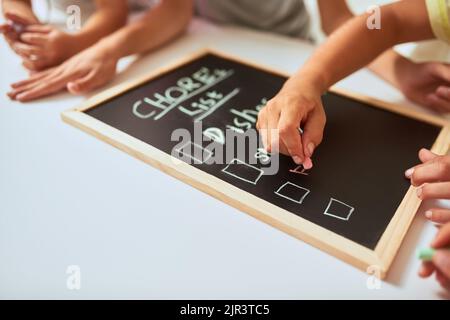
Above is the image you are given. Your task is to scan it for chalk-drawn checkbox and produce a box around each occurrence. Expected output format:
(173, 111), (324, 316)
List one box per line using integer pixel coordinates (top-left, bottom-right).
(222, 159), (264, 185)
(175, 141), (213, 164)
(323, 198), (355, 221)
(275, 182), (310, 204)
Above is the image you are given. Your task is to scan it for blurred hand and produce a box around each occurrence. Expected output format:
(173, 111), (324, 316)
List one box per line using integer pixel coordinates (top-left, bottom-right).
(7, 42), (119, 101)
(398, 61), (450, 113)
(13, 25), (77, 71)
(1, 12), (75, 71)
(256, 79), (326, 169)
(0, 12), (38, 48)
(419, 223), (450, 291)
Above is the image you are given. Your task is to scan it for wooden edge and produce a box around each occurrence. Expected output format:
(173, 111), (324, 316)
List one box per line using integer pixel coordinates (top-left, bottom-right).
(61, 48), (450, 279)
(61, 110), (381, 277)
(374, 126), (450, 274)
(331, 88), (450, 128)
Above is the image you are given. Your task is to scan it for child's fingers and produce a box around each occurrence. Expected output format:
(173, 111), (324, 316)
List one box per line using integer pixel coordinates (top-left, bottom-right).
(433, 250), (450, 280)
(8, 77), (45, 99)
(405, 149), (438, 178)
(418, 182), (450, 200)
(256, 112), (269, 152)
(14, 78), (66, 102)
(1, 26), (19, 41)
(10, 69), (54, 89)
(5, 12), (37, 25)
(8, 71), (55, 99)
(266, 108), (280, 154)
(20, 33), (47, 45)
(431, 63), (450, 83)
(435, 270), (450, 291)
(436, 86), (450, 101)
(12, 42), (43, 58)
(301, 105), (326, 159)
(0, 23), (11, 34)
(277, 109), (304, 164)
(418, 148), (439, 163)
(9, 68), (59, 99)
(23, 25), (51, 33)
(410, 157), (450, 187)
(425, 209), (450, 224)
(22, 57), (49, 72)
(418, 261), (435, 278)
(426, 93), (450, 113)
(431, 223), (450, 248)
(14, 68), (85, 101)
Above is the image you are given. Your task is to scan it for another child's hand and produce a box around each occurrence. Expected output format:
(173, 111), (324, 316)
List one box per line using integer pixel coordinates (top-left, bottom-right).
(7, 42), (119, 101)
(406, 148), (450, 224)
(0, 12), (38, 49)
(14, 25), (76, 71)
(419, 223), (450, 291)
(256, 79), (326, 168)
(398, 60), (450, 113)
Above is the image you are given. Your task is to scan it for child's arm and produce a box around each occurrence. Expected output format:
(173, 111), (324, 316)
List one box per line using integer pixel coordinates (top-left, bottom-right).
(319, 0), (450, 113)
(15, 0), (127, 71)
(304, 0), (433, 93)
(257, 0), (436, 166)
(66, 0), (128, 52)
(8, 0), (193, 101)
(93, 0), (193, 58)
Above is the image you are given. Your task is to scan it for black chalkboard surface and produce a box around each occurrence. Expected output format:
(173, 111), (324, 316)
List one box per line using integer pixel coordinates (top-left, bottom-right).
(62, 50), (449, 276)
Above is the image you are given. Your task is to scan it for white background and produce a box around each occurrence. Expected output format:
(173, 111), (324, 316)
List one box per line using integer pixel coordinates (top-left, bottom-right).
(0, 1), (449, 299)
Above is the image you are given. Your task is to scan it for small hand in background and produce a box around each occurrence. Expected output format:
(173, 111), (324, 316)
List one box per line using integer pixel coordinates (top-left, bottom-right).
(419, 223), (450, 291)
(0, 12), (37, 48)
(14, 24), (76, 71)
(398, 60), (450, 113)
(7, 42), (119, 102)
(1, 12), (76, 71)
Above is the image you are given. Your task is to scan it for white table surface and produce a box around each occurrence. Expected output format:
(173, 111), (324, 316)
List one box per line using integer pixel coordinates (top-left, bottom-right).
(1, 18), (449, 300)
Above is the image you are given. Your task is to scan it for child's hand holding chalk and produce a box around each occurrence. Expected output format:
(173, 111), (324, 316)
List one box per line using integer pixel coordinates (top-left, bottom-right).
(256, 79), (326, 169)
(418, 223), (450, 290)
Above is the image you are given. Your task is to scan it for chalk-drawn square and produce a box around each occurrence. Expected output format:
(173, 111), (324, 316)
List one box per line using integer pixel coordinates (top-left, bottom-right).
(175, 141), (213, 164)
(323, 198), (355, 221)
(275, 182), (310, 204)
(222, 159), (264, 185)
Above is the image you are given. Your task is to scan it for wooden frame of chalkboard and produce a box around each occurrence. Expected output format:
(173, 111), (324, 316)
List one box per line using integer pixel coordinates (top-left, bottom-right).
(61, 49), (450, 278)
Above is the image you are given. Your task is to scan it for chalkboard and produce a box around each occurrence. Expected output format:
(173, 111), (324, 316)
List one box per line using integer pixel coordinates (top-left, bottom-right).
(62, 50), (450, 277)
